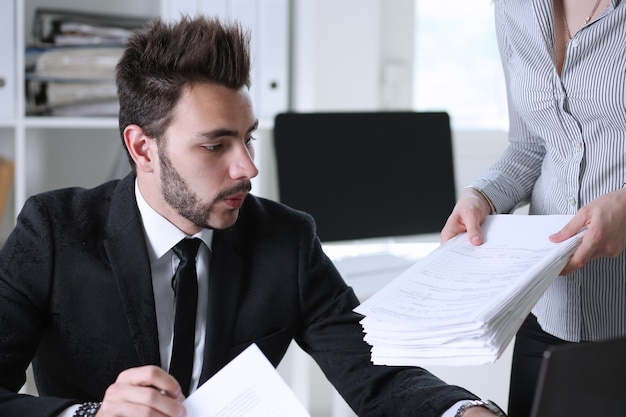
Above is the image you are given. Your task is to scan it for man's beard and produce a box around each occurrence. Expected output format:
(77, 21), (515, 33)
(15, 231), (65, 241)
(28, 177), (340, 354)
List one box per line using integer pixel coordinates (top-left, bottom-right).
(158, 147), (251, 229)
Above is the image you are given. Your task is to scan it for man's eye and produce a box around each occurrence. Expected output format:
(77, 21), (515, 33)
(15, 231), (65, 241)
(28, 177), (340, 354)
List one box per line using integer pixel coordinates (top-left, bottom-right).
(246, 136), (257, 146)
(204, 144), (223, 151)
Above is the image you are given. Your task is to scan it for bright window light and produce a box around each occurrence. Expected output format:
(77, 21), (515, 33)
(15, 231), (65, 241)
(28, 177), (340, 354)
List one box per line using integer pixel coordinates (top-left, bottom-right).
(413, 1), (508, 130)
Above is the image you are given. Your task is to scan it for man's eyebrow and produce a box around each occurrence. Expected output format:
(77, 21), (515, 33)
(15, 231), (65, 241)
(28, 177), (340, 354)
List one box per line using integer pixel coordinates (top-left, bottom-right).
(197, 120), (259, 140)
(248, 119), (259, 134)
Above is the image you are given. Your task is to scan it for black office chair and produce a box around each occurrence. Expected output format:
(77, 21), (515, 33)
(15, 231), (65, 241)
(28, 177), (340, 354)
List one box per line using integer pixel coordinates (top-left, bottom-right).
(273, 111), (456, 242)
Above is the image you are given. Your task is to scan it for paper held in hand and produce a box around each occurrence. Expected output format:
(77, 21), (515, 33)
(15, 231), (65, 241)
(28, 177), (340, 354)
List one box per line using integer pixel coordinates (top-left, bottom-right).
(184, 343), (311, 417)
(354, 214), (585, 366)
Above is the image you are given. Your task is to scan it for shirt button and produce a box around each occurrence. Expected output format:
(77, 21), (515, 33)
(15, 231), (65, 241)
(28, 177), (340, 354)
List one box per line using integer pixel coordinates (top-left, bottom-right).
(571, 38), (580, 48)
(569, 198), (577, 206)
(575, 141), (583, 149)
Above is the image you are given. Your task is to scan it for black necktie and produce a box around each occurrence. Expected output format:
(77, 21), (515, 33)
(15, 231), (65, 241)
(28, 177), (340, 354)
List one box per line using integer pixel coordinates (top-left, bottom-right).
(169, 238), (202, 396)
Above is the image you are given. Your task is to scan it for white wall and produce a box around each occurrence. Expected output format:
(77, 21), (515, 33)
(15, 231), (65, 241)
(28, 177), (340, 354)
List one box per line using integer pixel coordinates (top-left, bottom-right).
(291, 0), (381, 111)
(291, 0), (414, 112)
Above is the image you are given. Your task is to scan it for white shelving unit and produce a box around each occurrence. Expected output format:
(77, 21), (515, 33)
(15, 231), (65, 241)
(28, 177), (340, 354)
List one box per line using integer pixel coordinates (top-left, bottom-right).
(0, 0), (156, 241)
(0, 0), (288, 242)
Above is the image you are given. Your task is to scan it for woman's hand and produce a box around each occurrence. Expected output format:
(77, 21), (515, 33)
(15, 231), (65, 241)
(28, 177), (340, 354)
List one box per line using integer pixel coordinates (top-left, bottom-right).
(441, 187), (493, 246)
(550, 187), (626, 275)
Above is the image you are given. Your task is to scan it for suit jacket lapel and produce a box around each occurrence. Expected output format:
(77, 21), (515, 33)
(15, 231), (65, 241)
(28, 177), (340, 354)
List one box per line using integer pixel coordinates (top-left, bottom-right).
(103, 174), (161, 366)
(199, 226), (244, 383)
(101, 174), (246, 382)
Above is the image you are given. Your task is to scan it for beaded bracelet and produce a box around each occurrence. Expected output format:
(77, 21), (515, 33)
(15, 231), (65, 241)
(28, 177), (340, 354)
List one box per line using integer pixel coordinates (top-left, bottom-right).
(73, 401), (102, 417)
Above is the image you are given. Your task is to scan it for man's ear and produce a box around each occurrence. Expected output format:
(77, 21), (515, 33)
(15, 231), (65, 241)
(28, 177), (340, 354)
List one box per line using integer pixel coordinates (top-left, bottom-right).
(124, 124), (156, 173)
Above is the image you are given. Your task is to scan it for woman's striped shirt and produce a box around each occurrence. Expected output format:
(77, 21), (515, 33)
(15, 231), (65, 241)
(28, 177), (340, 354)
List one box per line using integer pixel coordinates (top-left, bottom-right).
(471, 0), (626, 342)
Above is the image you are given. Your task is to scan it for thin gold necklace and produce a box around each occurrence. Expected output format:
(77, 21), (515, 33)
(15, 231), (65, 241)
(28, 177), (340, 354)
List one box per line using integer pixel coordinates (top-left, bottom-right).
(563, 0), (603, 39)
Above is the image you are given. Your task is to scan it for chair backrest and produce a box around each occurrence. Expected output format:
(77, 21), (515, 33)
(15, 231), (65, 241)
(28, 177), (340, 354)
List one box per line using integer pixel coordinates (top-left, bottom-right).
(273, 111), (456, 242)
(531, 336), (626, 417)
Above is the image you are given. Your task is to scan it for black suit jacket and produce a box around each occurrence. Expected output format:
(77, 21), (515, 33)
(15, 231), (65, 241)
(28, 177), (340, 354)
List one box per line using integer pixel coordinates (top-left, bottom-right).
(0, 173), (477, 416)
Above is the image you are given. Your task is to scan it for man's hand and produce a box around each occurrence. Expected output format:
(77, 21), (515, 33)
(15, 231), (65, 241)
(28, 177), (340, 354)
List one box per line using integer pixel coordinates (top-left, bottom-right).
(550, 187), (626, 275)
(97, 365), (186, 417)
(440, 187), (492, 246)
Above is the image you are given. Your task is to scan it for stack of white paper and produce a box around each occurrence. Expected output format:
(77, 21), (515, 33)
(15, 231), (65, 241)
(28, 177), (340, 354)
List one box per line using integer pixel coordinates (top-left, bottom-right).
(354, 215), (584, 366)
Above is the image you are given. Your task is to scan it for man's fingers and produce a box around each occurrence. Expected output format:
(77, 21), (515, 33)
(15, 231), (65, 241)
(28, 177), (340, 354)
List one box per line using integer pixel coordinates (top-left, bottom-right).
(115, 365), (183, 400)
(100, 384), (186, 417)
(99, 365), (187, 417)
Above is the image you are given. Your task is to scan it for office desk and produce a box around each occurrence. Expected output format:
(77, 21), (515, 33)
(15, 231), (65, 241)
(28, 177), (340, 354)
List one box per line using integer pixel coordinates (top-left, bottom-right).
(326, 237), (440, 299)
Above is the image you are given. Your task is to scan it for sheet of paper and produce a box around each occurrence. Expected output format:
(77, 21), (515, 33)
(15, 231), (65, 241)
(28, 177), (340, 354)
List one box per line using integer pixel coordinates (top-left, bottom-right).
(184, 343), (311, 417)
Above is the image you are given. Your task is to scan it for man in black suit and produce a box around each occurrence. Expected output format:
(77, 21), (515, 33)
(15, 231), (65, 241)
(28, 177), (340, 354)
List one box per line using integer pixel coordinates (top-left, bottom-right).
(0, 16), (504, 417)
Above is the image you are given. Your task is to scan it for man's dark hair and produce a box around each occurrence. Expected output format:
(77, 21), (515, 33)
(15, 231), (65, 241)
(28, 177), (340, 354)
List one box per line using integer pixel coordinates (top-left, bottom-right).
(116, 15), (251, 168)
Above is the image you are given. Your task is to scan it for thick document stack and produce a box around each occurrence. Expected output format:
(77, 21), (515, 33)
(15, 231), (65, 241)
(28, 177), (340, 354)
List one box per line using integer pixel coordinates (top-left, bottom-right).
(354, 215), (585, 366)
(25, 9), (150, 116)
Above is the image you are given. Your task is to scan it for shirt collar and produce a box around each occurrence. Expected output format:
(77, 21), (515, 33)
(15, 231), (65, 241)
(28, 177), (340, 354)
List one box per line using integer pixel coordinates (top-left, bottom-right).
(135, 180), (214, 263)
